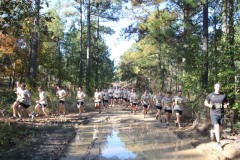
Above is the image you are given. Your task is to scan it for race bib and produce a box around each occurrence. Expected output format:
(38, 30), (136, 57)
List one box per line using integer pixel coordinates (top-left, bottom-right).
(215, 103), (222, 109)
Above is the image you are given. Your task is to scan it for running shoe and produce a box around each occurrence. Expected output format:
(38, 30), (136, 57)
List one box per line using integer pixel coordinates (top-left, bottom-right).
(16, 118), (22, 121)
(10, 116), (17, 119)
(216, 142), (223, 151)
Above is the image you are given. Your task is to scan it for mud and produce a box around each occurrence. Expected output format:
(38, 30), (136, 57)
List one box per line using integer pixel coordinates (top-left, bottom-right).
(1, 106), (240, 160)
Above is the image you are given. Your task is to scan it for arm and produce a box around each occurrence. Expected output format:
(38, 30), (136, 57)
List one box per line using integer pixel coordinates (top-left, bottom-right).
(223, 102), (229, 108)
(172, 98), (175, 106)
(204, 99), (212, 108)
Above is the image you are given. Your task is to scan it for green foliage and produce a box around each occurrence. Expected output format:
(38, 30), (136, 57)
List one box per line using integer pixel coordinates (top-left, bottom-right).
(0, 122), (38, 152)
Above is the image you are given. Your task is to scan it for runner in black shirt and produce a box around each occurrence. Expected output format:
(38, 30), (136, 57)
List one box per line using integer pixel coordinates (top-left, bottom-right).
(204, 83), (229, 151)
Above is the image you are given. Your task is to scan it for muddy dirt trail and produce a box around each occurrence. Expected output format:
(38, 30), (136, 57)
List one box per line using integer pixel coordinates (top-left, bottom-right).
(1, 106), (240, 160)
(62, 107), (206, 160)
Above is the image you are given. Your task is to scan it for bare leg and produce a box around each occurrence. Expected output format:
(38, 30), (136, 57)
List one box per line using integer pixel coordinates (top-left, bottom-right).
(176, 113), (181, 127)
(35, 104), (41, 115)
(42, 107), (48, 116)
(165, 112), (169, 124)
(12, 101), (20, 117)
(214, 124), (221, 143)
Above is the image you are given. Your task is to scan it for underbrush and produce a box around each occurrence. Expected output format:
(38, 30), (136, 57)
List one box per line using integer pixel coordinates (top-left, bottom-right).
(0, 122), (39, 153)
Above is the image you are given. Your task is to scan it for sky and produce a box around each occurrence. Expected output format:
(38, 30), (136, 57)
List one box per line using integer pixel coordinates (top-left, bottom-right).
(45, 0), (135, 66)
(103, 19), (135, 65)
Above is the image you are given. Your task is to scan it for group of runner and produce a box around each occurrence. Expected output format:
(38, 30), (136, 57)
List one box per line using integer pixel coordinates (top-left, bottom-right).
(9, 82), (186, 128)
(93, 86), (186, 129)
(92, 83), (229, 151)
(9, 81), (229, 150)
(10, 82), (49, 120)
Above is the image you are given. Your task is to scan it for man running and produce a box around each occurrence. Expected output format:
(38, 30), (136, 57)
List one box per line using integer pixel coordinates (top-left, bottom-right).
(56, 85), (67, 115)
(162, 91), (173, 126)
(141, 90), (151, 118)
(131, 89), (139, 115)
(10, 81), (22, 119)
(204, 83), (229, 151)
(76, 86), (86, 116)
(173, 90), (186, 129)
(94, 88), (102, 113)
(108, 87), (114, 107)
(103, 89), (109, 110)
(153, 91), (164, 121)
(16, 83), (31, 121)
(35, 87), (48, 117)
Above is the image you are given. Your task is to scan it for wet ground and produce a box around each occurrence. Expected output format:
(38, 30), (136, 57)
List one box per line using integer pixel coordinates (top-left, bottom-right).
(1, 105), (240, 160)
(62, 107), (206, 160)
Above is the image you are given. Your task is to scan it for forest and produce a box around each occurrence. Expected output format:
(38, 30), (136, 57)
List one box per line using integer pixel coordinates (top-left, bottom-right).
(0, 0), (240, 128)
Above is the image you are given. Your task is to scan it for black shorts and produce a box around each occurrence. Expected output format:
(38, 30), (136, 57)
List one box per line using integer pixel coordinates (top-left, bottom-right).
(174, 109), (183, 115)
(95, 101), (101, 104)
(132, 103), (138, 106)
(109, 96), (113, 99)
(38, 103), (47, 108)
(19, 102), (30, 108)
(77, 101), (84, 106)
(59, 100), (65, 104)
(143, 104), (149, 108)
(123, 98), (128, 101)
(156, 105), (162, 110)
(164, 109), (172, 113)
(211, 114), (224, 126)
(103, 100), (109, 103)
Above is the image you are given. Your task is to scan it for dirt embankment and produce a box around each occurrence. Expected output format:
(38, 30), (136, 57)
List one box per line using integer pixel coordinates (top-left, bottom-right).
(175, 122), (240, 160)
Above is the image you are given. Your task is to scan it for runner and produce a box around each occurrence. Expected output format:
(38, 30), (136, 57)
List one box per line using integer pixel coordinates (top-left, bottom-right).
(123, 88), (129, 108)
(141, 90), (151, 118)
(153, 91), (164, 121)
(118, 88), (123, 106)
(103, 89), (109, 110)
(16, 83), (31, 121)
(128, 88), (134, 112)
(131, 89), (139, 115)
(172, 90), (186, 129)
(108, 87), (114, 107)
(113, 87), (120, 107)
(76, 86), (86, 116)
(94, 88), (102, 113)
(162, 91), (173, 126)
(35, 86), (48, 117)
(10, 81), (22, 119)
(56, 85), (67, 115)
(204, 83), (229, 151)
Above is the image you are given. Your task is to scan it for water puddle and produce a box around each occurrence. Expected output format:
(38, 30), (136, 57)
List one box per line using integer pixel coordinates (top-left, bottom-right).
(62, 117), (206, 160)
(101, 130), (136, 159)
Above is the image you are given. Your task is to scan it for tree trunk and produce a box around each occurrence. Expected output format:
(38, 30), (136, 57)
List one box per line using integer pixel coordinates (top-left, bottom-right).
(221, 0), (227, 37)
(202, 0), (208, 89)
(228, 0), (236, 124)
(95, 2), (100, 89)
(29, 0), (40, 87)
(86, 0), (91, 94)
(79, 0), (84, 87)
(57, 38), (62, 85)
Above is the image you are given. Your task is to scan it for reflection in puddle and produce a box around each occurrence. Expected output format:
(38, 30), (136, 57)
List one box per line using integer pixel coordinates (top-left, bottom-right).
(63, 117), (206, 160)
(101, 130), (136, 159)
